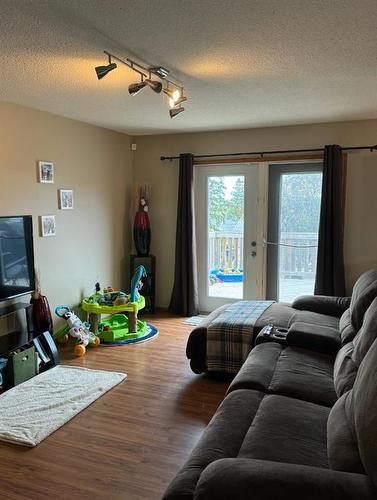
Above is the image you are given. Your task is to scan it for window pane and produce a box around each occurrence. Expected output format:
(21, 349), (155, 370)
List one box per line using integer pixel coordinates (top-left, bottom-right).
(208, 176), (244, 299)
(278, 173), (322, 302)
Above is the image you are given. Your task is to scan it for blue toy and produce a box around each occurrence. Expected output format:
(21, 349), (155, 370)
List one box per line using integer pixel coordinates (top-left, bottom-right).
(130, 265), (146, 302)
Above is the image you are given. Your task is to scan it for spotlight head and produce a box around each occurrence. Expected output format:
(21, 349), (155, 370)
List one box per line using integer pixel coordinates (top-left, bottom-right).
(170, 106), (185, 119)
(128, 81), (147, 96)
(169, 95), (187, 108)
(163, 87), (181, 102)
(95, 62), (117, 80)
(146, 79), (163, 93)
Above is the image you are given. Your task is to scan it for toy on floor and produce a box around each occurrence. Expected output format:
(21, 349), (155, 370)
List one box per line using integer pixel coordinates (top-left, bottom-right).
(54, 305), (100, 357)
(130, 265), (146, 302)
(81, 266), (148, 341)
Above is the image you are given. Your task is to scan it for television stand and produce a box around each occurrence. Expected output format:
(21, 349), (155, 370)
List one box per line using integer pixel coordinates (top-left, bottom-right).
(0, 303), (59, 387)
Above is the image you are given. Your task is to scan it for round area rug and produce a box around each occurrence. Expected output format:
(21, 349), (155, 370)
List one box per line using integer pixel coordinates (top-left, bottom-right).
(99, 323), (158, 346)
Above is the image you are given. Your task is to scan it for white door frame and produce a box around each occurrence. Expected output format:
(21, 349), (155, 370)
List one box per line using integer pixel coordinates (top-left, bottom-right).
(195, 163), (268, 313)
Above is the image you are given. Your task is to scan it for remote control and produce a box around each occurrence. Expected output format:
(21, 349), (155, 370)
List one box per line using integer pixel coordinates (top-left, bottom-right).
(262, 324), (274, 336)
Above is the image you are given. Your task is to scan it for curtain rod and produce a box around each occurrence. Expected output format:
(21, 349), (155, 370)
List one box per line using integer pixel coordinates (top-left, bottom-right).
(160, 145), (377, 161)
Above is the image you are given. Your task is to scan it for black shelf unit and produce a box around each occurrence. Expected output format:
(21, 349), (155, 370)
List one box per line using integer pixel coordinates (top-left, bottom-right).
(130, 254), (156, 314)
(0, 303), (59, 390)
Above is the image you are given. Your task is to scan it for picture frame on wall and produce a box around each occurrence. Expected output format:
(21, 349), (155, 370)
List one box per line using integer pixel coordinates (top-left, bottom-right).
(58, 189), (74, 210)
(40, 215), (56, 237)
(38, 161), (54, 183)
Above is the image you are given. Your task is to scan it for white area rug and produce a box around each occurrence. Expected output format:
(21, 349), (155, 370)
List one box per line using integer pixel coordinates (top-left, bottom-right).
(0, 365), (126, 447)
(183, 315), (208, 326)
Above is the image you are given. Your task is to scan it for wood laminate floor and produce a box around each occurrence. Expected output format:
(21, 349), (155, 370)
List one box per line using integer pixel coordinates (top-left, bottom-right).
(0, 314), (228, 500)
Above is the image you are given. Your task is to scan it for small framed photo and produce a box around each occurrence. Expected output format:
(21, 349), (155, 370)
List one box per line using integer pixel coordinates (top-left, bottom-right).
(40, 215), (56, 237)
(38, 161), (54, 183)
(59, 189), (74, 210)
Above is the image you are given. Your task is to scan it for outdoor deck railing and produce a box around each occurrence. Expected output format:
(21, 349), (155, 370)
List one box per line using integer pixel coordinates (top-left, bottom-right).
(208, 231), (318, 278)
(279, 232), (318, 278)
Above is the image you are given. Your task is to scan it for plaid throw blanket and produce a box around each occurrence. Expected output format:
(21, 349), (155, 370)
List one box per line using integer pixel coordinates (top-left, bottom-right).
(207, 300), (274, 373)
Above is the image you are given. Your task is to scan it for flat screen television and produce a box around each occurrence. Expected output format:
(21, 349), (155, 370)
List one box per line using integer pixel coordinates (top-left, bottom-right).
(0, 216), (35, 302)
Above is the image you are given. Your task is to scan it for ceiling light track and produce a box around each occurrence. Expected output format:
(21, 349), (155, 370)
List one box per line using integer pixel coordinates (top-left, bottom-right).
(95, 50), (187, 118)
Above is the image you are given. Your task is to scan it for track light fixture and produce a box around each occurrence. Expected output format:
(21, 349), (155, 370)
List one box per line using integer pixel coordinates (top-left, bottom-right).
(95, 50), (187, 118)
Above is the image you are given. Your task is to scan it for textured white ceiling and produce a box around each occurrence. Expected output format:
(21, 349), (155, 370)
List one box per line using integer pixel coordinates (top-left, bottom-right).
(1, 0), (377, 135)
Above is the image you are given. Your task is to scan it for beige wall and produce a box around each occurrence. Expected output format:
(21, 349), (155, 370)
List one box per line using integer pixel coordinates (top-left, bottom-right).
(2, 102), (376, 313)
(133, 120), (377, 307)
(0, 102), (132, 317)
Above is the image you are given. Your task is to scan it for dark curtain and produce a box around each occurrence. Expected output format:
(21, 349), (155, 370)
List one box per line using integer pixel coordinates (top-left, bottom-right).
(314, 144), (346, 296)
(168, 153), (199, 316)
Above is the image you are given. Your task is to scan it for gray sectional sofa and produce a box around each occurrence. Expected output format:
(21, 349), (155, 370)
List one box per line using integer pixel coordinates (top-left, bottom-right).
(186, 271), (377, 373)
(163, 270), (377, 499)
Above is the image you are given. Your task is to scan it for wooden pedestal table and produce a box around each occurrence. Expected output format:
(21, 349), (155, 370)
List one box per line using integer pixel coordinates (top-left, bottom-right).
(81, 295), (145, 335)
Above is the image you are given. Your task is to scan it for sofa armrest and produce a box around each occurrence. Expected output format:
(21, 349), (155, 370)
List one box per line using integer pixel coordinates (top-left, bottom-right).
(194, 459), (376, 500)
(291, 295), (351, 318)
(286, 321), (341, 354)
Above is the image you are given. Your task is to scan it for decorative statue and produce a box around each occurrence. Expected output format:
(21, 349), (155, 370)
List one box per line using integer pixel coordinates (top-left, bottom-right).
(133, 184), (151, 256)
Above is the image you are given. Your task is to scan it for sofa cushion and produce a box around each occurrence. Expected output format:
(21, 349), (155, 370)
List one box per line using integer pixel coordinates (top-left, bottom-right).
(339, 309), (356, 344)
(163, 389), (330, 500)
(353, 338), (377, 489)
(328, 337), (377, 490)
(287, 321), (340, 354)
(238, 394), (330, 468)
(255, 302), (295, 331)
(195, 458), (377, 500)
(349, 269), (377, 331)
(327, 391), (365, 474)
(268, 347), (336, 406)
(226, 342), (284, 394)
(292, 295), (351, 317)
(334, 298), (377, 397)
(161, 389), (264, 500)
(333, 342), (356, 397)
(228, 343), (337, 407)
(289, 309), (340, 329)
(352, 297), (377, 365)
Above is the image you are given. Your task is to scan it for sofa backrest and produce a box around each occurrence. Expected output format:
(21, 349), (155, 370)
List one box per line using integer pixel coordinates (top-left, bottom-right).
(328, 336), (377, 490)
(334, 297), (377, 397)
(349, 269), (377, 332)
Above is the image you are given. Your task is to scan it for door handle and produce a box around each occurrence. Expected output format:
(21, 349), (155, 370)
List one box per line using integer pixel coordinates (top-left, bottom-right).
(251, 251), (257, 257)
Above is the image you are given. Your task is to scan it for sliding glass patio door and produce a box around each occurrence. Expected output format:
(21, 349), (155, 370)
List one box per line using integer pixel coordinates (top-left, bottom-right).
(195, 164), (266, 312)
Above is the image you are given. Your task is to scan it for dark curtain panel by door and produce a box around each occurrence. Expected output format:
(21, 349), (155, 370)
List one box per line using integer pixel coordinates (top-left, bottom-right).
(168, 153), (199, 316)
(314, 145), (346, 296)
